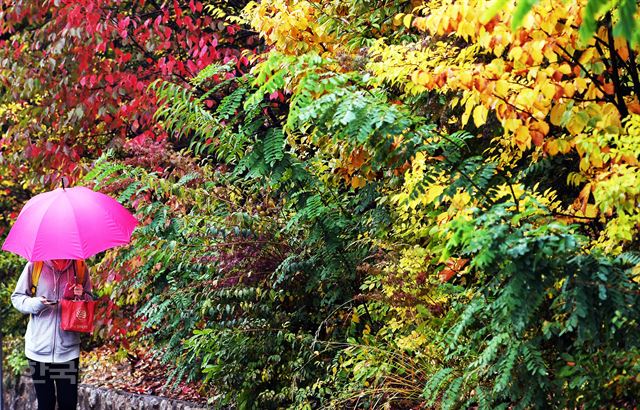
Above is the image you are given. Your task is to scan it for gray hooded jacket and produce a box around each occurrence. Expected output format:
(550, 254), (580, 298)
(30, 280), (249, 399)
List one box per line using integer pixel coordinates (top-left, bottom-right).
(11, 260), (92, 363)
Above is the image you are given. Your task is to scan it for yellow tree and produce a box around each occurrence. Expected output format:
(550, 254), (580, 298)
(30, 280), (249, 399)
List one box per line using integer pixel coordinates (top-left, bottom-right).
(243, 0), (640, 407)
(365, 0), (640, 251)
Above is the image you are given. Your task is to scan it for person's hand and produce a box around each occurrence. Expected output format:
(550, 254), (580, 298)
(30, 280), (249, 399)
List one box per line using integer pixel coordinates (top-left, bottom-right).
(73, 284), (83, 297)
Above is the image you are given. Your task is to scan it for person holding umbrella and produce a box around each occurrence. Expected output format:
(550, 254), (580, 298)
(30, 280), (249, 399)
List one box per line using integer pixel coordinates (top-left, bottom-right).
(11, 259), (92, 410)
(2, 183), (137, 410)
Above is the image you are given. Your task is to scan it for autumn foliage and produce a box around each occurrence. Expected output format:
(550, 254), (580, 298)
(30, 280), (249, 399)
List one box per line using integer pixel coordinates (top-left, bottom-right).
(0, 0), (252, 184)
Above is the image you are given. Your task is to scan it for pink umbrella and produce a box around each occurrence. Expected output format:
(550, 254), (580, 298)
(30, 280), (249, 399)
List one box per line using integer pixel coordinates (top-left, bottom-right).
(2, 186), (137, 261)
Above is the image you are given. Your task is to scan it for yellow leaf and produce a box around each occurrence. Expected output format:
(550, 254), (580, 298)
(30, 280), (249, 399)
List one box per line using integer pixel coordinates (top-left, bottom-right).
(451, 191), (471, 209)
(558, 63), (572, 75)
(424, 184), (446, 204)
(585, 203), (598, 218)
(541, 82), (556, 100)
(577, 182), (591, 202)
(591, 150), (603, 168)
(473, 104), (488, 127)
(293, 16), (309, 30)
(574, 77), (588, 92)
(352, 310), (360, 324)
(546, 139), (559, 156)
(530, 120), (549, 139)
(558, 139), (572, 154)
(585, 83), (602, 100)
(410, 70), (421, 84)
(495, 79), (509, 97)
(461, 95), (478, 126)
(417, 71), (431, 86)
(615, 36), (629, 61)
(413, 17), (427, 31)
(509, 46), (523, 62)
(515, 126), (531, 150)
(516, 89), (537, 109)
(579, 156), (590, 171)
(578, 48), (595, 65)
(503, 118), (521, 133)
(550, 103), (566, 126)
(566, 112), (587, 135)
(458, 19), (474, 40)
(403, 14), (413, 29)
(530, 41), (544, 64)
(393, 13), (405, 26)
(563, 82), (576, 98)
(458, 71), (473, 87)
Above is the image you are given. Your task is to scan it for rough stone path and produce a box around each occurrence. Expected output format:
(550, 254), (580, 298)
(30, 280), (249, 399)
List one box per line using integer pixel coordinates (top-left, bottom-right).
(4, 376), (212, 410)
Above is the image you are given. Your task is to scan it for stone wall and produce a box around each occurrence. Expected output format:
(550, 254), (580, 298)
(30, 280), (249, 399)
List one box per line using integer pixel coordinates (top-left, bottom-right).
(3, 375), (212, 410)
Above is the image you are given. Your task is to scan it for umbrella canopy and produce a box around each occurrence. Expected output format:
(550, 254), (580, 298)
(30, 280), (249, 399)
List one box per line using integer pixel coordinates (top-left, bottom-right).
(2, 186), (137, 261)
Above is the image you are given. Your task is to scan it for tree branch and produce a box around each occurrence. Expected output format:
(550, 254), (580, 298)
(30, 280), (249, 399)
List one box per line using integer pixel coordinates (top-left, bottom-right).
(605, 12), (629, 118)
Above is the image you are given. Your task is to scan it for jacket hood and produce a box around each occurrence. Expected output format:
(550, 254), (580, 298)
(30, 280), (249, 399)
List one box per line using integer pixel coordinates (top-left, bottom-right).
(43, 259), (73, 272)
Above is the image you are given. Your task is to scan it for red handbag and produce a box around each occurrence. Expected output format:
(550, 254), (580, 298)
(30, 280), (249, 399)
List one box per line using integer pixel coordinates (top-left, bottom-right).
(60, 297), (96, 333)
(60, 260), (96, 333)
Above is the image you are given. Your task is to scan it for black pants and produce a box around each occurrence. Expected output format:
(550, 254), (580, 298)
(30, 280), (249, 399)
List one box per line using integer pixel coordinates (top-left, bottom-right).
(27, 358), (79, 410)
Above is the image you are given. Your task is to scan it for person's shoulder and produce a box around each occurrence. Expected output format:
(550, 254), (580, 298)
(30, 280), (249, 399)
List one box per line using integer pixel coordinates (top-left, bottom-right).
(25, 261), (42, 269)
(16, 261), (33, 277)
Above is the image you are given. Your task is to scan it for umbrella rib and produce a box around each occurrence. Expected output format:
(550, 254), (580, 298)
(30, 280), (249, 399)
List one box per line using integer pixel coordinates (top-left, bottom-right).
(91, 193), (134, 239)
(69, 188), (132, 256)
(28, 192), (70, 261)
(64, 193), (88, 259)
(91, 189), (136, 238)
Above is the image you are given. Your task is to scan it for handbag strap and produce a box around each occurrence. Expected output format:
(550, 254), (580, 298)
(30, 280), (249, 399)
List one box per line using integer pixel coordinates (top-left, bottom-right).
(74, 260), (86, 285)
(71, 260), (87, 300)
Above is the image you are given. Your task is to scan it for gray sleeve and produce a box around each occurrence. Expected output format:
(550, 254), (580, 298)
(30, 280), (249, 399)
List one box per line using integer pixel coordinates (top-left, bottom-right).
(11, 263), (46, 315)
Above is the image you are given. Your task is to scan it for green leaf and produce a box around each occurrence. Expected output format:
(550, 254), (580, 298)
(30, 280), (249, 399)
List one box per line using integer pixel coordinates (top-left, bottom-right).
(613, 0), (638, 44)
(579, 0), (610, 43)
(512, 0), (539, 29)
(264, 128), (285, 166)
(480, 0), (509, 24)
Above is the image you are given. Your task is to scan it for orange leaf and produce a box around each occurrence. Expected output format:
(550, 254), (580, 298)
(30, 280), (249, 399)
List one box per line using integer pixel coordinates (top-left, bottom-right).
(350, 175), (366, 189)
(349, 148), (367, 169)
(628, 101), (640, 114)
(603, 82), (615, 95)
(531, 131), (545, 147)
(439, 267), (456, 282)
(530, 120), (550, 136)
(439, 258), (469, 282)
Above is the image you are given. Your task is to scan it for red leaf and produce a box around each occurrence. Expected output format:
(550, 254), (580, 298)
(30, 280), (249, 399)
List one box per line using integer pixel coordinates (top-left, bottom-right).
(173, 0), (182, 18)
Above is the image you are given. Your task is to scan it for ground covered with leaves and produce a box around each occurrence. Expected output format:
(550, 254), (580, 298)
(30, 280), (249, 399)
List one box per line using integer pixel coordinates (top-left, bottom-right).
(80, 345), (209, 405)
